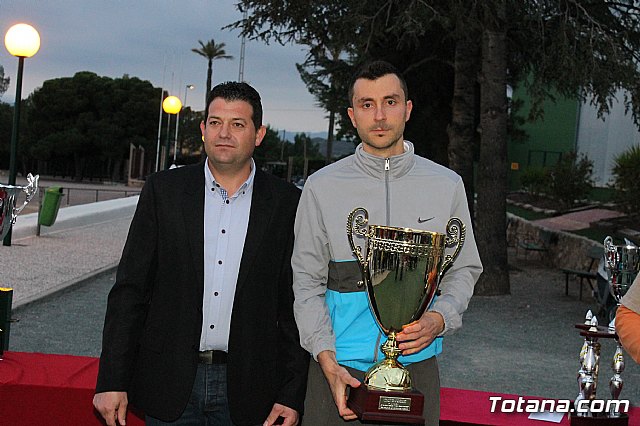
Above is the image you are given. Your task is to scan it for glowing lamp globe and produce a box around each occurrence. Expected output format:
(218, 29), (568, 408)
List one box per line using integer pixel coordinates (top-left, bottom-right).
(162, 96), (182, 114)
(5, 23), (40, 58)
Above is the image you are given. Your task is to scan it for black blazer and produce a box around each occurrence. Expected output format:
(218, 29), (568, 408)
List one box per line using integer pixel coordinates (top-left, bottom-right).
(96, 163), (309, 424)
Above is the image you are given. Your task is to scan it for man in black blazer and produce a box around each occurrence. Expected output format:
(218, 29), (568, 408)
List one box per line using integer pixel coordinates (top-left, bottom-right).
(94, 82), (309, 426)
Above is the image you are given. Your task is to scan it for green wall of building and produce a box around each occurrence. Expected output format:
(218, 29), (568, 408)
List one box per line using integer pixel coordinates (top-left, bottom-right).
(508, 87), (579, 189)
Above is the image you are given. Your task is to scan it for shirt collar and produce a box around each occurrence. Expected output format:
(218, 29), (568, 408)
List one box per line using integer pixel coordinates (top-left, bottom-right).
(203, 158), (256, 199)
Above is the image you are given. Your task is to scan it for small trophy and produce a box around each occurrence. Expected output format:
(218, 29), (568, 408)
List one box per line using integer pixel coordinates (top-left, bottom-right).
(346, 207), (465, 424)
(0, 173), (39, 240)
(571, 237), (639, 425)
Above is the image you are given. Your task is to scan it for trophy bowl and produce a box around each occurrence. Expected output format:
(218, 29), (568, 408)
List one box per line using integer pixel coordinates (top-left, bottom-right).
(0, 173), (39, 241)
(604, 236), (640, 303)
(346, 207), (465, 423)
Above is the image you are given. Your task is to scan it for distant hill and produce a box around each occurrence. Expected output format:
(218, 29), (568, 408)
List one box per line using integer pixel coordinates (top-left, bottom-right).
(280, 131), (329, 142)
(312, 137), (356, 159)
(279, 131), (356, 159)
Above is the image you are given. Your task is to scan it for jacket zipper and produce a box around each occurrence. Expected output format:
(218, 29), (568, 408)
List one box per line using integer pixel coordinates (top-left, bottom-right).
(374, 157), (392, 363)
(385, 158), (390, 226)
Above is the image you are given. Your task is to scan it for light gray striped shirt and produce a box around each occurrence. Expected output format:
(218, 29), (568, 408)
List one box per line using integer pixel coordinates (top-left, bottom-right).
(200, 160), (255, 351)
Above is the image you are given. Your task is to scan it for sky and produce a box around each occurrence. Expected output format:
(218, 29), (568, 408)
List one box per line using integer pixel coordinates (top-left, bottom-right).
(0, 0), (330, 134)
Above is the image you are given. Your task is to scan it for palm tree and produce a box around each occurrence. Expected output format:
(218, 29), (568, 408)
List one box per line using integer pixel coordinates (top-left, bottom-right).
(191, 39), (233, 105)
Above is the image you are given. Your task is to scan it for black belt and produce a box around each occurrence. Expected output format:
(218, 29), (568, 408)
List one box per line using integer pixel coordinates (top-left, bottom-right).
(198, 350), (227, 364)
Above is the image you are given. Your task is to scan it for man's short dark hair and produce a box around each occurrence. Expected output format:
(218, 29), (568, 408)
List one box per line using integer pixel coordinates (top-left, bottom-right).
(348, 60), (409, 106)
(205, 81), (263, 130)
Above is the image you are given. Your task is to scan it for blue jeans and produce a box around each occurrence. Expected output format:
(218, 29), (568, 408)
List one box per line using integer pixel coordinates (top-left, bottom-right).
(146, 363), (260, 426)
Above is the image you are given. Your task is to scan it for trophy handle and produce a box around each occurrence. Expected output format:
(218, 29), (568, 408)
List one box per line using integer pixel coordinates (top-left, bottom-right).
(347, 207), (371, 278)
(604, 236), (615, 271)
(439, 217), (466, 280)
(12, 174), (39, 222)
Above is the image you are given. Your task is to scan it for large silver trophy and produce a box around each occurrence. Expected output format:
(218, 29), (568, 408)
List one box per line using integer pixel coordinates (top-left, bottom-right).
(572, 237), (639, 424)
(0, 173), (39, 240)
(346, 207), (465, 424)
(0, 173), (38, 359)
(604, 237), (640, 307)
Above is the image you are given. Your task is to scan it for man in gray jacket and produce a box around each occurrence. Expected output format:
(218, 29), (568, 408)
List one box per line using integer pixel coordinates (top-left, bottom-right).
(292, 60), (483, 425)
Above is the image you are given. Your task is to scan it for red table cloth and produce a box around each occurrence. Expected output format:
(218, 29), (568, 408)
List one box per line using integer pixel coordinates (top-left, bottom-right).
(1, 351), (637, 425)
(0, 351), (144, 425)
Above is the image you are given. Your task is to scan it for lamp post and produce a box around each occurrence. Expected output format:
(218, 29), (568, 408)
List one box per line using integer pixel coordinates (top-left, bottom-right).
(162, 95), (181, 170)
(173, 84), (194, 165)
(154, 89), (165, 172)
(3, 23), (40, 247)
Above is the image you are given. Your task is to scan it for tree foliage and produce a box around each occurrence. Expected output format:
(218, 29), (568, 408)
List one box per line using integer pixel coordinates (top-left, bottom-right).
(0, 102), (13, 164)
(511, 1), (640, 124)
(296, 52), (352, 162)
(23, 72), (160, 181)
(230, 1), (457, 163)
(0, 65), (9, 97)
(612, 145), (640, 214)
(230, 0), (640, 295)
(253, 126), (286, 168)
(178, 106), (206, 164)
(548, 152), (594, 211)
(520, 167), (550, 197)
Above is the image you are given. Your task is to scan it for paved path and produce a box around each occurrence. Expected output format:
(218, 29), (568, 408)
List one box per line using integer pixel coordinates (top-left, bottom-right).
(0, 215), (132, 308)
(9, 270), (115, 357)
(534, 208), (625, 232)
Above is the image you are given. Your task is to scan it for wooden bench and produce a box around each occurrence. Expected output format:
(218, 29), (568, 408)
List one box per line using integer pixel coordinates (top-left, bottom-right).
(560, 246), (601, 300)
(515, 230), (552, 260)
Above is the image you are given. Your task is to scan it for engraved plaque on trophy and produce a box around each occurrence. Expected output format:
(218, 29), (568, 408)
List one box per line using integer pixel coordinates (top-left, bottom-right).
(346, 207), (465, 424)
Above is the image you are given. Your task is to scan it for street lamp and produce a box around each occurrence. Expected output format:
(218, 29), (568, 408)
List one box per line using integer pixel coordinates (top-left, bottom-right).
(162, 95), (181, 170)
(3, 23), (40, 247)
(154, 89), (165, 172)
(173, 84), (194, 165)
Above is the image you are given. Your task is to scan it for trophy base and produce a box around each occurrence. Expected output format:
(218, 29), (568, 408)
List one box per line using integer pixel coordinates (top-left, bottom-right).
(570, 413), (628, 425)
(348, 385), (425, 425)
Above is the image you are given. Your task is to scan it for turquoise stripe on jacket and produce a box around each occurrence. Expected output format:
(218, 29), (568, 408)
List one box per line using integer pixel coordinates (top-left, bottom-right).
(325, 288), (442, 372)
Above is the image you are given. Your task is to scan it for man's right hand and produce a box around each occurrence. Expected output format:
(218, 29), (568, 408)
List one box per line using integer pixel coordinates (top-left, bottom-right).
(317, 350), (361, 421)
(93, 391), (128, 426)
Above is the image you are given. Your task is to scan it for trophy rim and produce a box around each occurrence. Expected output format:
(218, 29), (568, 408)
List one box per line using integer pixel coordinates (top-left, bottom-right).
(604, 235), (639, 251)
(0, 174), (39, 191)
(0, 184), (24, 191)
(369, 224), (445, 238)
(612, 245), (639, 251)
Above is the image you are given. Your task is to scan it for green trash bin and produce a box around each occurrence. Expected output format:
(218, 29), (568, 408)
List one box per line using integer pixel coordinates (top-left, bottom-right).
(38, 186), (63, 226)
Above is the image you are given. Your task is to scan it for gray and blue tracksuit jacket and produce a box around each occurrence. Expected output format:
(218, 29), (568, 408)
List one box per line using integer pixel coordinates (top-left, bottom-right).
(292, 141), (483, 372)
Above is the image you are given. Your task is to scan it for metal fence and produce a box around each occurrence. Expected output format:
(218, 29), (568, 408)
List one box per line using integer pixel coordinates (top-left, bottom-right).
(57, 187), (140, 206)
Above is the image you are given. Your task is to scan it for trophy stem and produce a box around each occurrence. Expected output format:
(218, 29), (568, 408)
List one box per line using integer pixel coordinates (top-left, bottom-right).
(609, 340), (625, 417)
(364, 331), (412, 392)
(381, 331), (402, 361)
